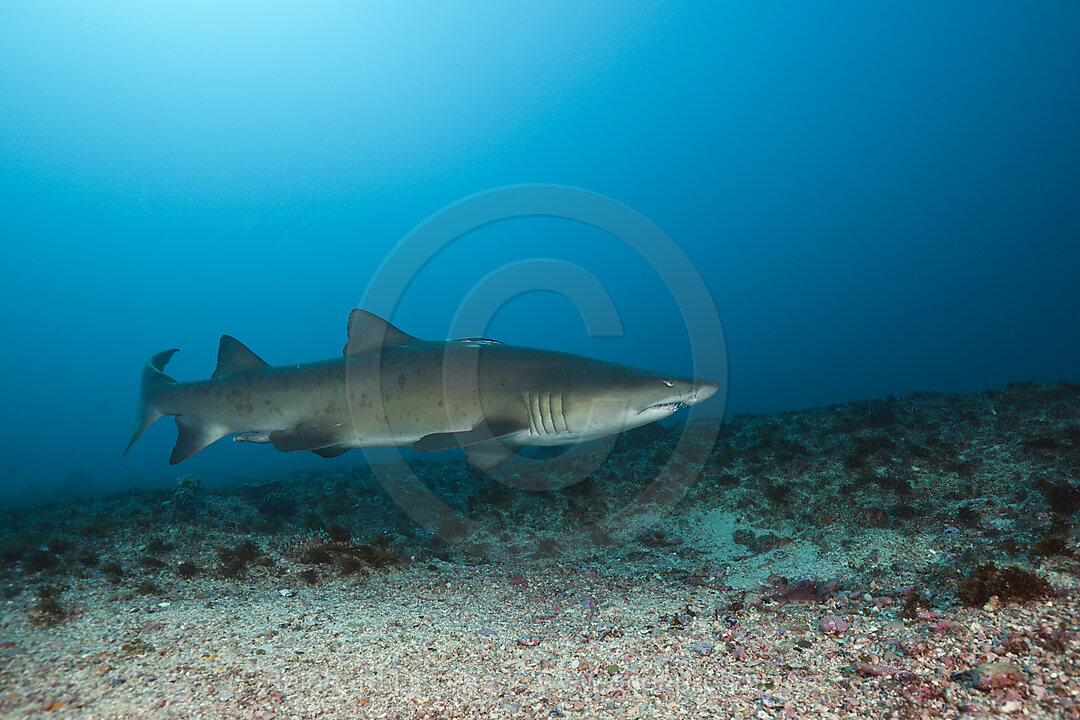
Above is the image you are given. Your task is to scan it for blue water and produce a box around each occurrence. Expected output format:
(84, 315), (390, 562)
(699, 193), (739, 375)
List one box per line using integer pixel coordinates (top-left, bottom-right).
(1, 2), (1078, 499)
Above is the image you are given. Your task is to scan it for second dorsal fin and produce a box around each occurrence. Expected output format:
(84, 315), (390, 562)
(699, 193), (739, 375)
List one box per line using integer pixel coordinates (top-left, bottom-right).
(212, 336), (269, 379)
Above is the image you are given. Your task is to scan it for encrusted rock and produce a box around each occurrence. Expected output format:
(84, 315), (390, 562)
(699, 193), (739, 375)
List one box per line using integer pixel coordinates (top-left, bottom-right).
(971, 662), (1025, 691)
(952, 661), (1025, 691)
(172, 473), (201, 516)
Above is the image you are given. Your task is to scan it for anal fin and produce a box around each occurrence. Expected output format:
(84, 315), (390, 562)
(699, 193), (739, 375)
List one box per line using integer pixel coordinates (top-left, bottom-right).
(170, 417), (225, 465)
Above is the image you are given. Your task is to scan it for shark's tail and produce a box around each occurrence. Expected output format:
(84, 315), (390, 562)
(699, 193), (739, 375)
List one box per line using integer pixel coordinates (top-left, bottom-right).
(124, 348), (179, 456)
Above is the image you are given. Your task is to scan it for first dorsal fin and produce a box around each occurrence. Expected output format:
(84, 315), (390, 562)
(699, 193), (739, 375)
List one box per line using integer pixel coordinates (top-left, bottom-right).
(344, 310), (418, 356)
(212, 335), (269, 379)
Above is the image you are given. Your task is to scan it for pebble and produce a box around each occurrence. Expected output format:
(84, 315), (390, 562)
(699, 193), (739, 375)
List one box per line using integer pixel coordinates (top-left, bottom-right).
(969, 662), (1025, 691)
(819, 616), (849, 635)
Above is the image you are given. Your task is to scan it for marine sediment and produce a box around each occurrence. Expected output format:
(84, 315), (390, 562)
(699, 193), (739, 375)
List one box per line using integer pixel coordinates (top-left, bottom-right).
(0, 381), (1077, 718)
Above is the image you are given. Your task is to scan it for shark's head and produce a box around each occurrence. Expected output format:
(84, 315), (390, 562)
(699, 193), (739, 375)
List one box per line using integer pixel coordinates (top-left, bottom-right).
(556, 363), (719, 442)
(629, 375), (719, 426)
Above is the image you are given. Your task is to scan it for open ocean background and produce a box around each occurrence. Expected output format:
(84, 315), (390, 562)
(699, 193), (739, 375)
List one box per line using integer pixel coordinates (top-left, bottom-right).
(1, 1), (1078, 500)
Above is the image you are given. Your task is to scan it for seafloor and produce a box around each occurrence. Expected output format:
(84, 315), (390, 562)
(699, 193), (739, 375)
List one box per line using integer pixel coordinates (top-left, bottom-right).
(1, 381), (1078, 719)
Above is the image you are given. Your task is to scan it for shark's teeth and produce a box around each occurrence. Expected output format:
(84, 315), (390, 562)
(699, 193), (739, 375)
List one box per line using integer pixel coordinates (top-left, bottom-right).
(639, 401), (687, 415)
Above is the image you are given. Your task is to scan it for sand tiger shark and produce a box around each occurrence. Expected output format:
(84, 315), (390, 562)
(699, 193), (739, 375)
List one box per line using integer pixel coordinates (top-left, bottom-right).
(125, 310), (718, 469)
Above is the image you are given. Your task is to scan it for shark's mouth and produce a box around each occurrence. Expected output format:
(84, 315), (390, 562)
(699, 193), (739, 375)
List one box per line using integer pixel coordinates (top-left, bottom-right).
(640, 401), (688, 415)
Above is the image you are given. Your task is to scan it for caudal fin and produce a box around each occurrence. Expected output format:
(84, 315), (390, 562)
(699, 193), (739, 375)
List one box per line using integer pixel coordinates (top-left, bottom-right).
(124, 349), (179, 456)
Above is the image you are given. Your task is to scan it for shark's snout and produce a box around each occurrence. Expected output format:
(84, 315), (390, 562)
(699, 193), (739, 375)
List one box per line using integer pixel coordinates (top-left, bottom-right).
(690, 379), (719, 405)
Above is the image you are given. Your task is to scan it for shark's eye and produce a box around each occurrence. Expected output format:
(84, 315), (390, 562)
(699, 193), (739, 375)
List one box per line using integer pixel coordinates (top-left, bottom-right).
(661, 379), (675, 387)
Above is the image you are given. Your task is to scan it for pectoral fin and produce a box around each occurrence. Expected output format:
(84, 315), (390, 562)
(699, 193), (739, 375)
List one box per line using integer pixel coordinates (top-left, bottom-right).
(412, 418), (525, 453)
(413, 418), (525, 470)
(464, 439), (522, 470)
(268, 426), (342, 453)
(312, 445), (350, 459)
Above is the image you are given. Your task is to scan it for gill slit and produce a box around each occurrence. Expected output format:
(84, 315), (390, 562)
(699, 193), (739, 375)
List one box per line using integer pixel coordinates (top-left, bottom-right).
(553, 392), (568, 433)
(523, 393), (537, 435)
(542, 391), (556, 434)
(522, 391), (569, 435)
(531, 392), (544, 435)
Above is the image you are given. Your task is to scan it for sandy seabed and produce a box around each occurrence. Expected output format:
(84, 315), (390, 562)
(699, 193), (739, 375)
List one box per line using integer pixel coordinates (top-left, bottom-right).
(2, 381), (1079, 719)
